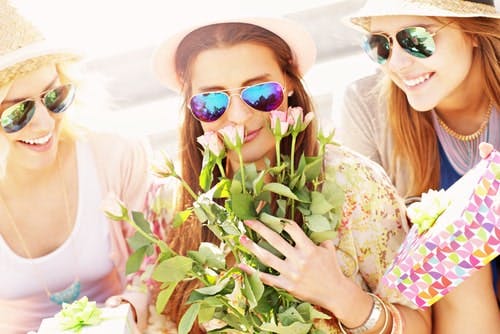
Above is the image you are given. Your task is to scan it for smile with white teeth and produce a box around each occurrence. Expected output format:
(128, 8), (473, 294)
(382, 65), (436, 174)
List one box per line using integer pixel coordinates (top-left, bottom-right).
(20, 133), (52, 145)
(403, 73), (431, 87)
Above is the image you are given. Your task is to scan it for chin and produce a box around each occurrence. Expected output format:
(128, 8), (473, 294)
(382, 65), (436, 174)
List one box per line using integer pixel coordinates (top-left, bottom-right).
(407, 98), (438, 112)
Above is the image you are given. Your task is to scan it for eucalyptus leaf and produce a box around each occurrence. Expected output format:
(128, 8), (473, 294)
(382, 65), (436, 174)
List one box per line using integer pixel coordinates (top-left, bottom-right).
(196, 277), (231, 295)
(231, 192), (257, 220)
(258, 212), (284, 233)
(308, 230), (337, 244)
(127, 230), (152, 251)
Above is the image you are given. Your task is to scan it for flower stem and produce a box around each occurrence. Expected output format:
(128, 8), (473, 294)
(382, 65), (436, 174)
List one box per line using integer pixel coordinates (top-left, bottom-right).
(290, 133), (298, 219)
(179, 177), (198, 200)
(237, 148), (246, 194)
(216, 160), (226, 178)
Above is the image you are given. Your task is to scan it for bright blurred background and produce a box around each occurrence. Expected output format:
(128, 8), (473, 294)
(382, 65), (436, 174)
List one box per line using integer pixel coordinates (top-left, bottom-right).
(12, 0), (498, 156)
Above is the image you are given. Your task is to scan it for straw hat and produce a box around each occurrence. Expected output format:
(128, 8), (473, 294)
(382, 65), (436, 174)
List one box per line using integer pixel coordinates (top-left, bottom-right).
(152, 16), (317, 92)
(0, 0), (82, 88)
(345, 0), (499, 32)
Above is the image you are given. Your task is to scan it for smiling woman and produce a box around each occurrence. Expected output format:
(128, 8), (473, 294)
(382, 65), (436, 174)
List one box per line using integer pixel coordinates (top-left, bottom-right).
(0, 1), (152, 333)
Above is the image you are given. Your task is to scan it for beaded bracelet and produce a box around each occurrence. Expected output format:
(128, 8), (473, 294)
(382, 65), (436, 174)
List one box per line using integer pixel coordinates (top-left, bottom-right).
(338, 293), (389, 334)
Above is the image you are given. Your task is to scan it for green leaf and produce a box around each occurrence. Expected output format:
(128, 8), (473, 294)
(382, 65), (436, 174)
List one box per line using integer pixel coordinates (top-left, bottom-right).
(310, 191), (334, 215)
(173, 208), (193, 228)
(258, 212), (284, 233)
(188, 242), (226, 269)
(296, 303), (331, 321)
(152, 256), (193, 282)
(279, 306), (305, 325)
(260, 321), (312, 334)
(195, 277), (231, 295)
(131, 211), (152, 234)
(127, 230), (152, 251)
(242, 272), (264, 309)
(178, 303), (201, 334)
(125, 246), (148, 274)
(213, 179), (231, 198)
(156, 282), (178, 313)
(303, 156), (323, 181)
(252, 170), (266, 195)
(305, 215), (331, 232)
(263, 183), (299, 200)
(231, 192), (257, 220)
(309, 230), (337, 244)
(199, 160), (215, 192)
(197, 305), (215, 324)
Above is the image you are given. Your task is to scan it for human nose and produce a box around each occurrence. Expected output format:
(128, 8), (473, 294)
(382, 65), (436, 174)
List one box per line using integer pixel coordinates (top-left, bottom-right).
(26, 99), (54, 130)
(225, 93), (252, 125)
(386, 40), (413, 72)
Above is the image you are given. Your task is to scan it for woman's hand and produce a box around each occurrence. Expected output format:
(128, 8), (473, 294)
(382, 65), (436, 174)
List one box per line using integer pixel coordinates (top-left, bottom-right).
(104, 295), (141, 334)
(238, 219), (371, 324)
(478, 142), (499, 215)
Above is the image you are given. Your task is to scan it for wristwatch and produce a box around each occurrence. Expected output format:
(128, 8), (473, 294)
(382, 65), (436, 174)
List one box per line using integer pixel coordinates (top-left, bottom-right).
(338, 293), (384, 334)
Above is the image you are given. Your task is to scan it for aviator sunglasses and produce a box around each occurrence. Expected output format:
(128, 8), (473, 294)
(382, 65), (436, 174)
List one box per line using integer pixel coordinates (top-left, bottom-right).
(362, 23), (450, 65)
(188, 81), (285, 122)
(0, 84), (75, 133)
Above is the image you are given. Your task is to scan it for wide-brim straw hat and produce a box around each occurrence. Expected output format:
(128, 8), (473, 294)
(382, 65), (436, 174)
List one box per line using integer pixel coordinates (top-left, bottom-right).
(0, 0), (82, 88)
(345, 0), (499, 32)
(152, 15), (317, 93)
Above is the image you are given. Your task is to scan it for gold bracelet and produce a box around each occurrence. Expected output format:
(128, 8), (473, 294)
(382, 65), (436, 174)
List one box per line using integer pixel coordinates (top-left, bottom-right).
(385, 302), (404, 334)
(338, 293), (389, 334)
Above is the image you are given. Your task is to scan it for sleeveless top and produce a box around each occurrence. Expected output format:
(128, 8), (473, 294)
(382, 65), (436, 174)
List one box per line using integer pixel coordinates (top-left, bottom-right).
(0, 141), (122, 334)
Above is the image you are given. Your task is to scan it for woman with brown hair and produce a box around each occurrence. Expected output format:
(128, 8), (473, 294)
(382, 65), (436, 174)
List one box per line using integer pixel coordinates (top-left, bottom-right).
(148, 14), (431, 334)
(338, 0), (500, 332)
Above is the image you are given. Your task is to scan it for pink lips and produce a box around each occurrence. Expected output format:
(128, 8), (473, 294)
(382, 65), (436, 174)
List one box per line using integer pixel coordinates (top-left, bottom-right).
(244, 128), (261, 143)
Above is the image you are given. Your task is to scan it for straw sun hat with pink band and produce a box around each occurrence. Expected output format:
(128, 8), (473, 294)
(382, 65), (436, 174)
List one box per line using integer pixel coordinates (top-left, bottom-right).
(151, 15), (317, 93)
(0, 0), (82, 89)
(345, 0), (499, 32)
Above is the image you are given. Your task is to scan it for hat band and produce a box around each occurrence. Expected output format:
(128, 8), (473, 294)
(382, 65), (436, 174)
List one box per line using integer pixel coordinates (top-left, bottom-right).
(408, 0), (497, 15)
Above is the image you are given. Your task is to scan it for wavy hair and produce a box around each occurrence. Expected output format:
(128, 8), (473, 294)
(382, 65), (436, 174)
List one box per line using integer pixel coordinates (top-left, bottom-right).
(385, 17), (499, 197)
(163, 22), (318, 331)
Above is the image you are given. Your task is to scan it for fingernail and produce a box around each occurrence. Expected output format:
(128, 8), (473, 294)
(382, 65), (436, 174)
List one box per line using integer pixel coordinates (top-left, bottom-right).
(244, 220), (254, 226)
(240, 235), (250, 243)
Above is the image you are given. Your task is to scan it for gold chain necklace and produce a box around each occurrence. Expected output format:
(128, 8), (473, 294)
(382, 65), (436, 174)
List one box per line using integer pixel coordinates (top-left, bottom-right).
(0, 154), (81, 305)
(435, 102), (493, 142)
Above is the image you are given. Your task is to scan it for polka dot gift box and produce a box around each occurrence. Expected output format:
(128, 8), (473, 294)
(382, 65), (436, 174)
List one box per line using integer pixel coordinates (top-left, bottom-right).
(382, 151), (500, 309)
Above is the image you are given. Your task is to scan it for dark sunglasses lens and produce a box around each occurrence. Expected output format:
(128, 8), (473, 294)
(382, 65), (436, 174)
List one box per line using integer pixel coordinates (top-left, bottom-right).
(190, 92), (229, 122)
(363, 34), (390, 64)
(44, 84), (75, 113)
(241, 82), (284, 112)
(396, 27), (435, 58)
(1, 101), (36, 133)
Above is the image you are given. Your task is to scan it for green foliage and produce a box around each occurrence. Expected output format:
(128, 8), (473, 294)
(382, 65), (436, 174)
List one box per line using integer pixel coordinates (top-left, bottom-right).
(108, 111), (343, 333)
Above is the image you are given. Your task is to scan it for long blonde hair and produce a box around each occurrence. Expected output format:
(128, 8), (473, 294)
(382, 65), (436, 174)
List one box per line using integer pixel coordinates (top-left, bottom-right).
(386, 17), (500, 197)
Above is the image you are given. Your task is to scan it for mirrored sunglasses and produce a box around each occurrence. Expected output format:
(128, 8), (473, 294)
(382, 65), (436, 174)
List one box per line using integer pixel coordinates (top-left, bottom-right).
(362, 24), (449, 65)
(188, 81), (285, 122)
(0, 84), (75, 133)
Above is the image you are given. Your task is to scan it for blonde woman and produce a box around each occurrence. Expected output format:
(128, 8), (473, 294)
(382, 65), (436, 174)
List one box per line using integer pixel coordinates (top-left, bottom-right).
(0, 1), (151, 332)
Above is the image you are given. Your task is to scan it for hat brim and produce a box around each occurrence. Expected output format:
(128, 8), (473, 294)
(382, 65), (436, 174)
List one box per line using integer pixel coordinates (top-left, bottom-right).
(0, 40), (83, 87)
(343, 1), (500, 32)
(152, 16), (316, 92)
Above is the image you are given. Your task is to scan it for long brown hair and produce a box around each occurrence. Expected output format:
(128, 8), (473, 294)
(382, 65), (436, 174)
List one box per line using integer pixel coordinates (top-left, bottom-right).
(164, 22), (318, 330)
(386, 17), (499, 198)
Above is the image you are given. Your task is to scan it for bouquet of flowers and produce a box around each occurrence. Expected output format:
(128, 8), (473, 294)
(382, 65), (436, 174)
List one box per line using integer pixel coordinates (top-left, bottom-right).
(107, 107), (344, 334)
